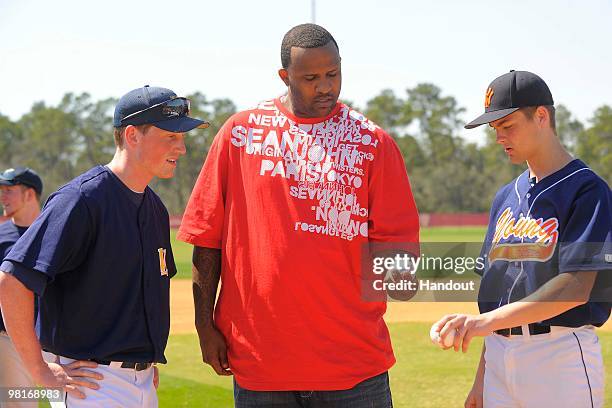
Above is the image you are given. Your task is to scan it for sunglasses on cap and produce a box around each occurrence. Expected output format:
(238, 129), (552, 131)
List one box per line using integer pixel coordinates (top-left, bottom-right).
(120, 97), (191, 127)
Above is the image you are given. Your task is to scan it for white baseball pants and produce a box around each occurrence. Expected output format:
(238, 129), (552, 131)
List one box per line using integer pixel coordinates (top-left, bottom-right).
(55, 355), (157, 408)
(484, 325), (604, 408)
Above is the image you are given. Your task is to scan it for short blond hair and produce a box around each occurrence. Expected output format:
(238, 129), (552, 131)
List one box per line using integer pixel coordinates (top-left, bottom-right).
(113, 125), (152, 148)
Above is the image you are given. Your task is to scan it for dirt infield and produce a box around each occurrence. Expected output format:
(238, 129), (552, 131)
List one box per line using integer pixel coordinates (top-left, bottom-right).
(170, 280), (612, 334)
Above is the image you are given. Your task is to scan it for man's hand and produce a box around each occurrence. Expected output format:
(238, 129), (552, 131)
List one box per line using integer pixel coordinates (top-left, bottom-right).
(0, 273), (101, 399)
(464, 378), (484, 408)
(436, 314), (494, 353)
(384, 268), (418, 301)
(34, 360), (103, 399)
(466, 344), (486, 408)
(198, 326), (232, 376)
(153, 366), (159, 389)
(191, 246), (231, 376)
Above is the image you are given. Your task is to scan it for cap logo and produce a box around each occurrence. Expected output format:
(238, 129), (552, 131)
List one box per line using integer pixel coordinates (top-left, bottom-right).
(484, 87), (494, 109)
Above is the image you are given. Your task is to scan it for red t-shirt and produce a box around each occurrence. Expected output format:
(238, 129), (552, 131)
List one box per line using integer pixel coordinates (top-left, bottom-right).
(178, 98), (419, 391)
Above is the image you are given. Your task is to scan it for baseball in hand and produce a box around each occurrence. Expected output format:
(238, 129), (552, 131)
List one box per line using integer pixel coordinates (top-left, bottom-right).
(430, 323), (455, 348)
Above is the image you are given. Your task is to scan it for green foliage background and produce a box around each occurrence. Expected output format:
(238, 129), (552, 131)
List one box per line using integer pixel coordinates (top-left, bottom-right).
(2, 87), (610, 214)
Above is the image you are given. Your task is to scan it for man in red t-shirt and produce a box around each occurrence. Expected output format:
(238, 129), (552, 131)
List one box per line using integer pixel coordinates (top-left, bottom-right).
(178, 23), (419, 407)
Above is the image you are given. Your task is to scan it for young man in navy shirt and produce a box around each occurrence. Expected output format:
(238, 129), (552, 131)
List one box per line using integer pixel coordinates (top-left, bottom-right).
(0, 86), (208, 407)
(0, 167), (43, 408)
(432, 71), (611, 407)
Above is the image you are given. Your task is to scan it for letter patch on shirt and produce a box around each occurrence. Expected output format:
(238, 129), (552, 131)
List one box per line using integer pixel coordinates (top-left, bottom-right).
(158, 248), (168, 276)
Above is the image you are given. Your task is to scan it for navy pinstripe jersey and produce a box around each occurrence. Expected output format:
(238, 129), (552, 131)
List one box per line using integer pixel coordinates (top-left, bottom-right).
(477, 159), (612, 327)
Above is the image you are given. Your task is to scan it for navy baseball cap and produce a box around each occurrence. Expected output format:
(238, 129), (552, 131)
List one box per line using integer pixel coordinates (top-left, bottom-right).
(0, 167), (43, 195)
(113, 86), (209, 132)
(465, 70), (554, 129)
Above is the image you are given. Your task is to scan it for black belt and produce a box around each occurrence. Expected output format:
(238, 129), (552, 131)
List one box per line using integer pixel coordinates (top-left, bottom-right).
(495, 323), (551, 337)
(91, 358), (153, 371)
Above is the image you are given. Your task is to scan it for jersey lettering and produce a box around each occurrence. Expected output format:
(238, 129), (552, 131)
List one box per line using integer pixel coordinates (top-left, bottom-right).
(489, 207), (559, 262)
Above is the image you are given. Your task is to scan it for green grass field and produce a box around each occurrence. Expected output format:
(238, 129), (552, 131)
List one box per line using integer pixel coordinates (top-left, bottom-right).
(157, 323), (612, 407)
(419, 226), (486, 242)
(38, 323), (610, 407)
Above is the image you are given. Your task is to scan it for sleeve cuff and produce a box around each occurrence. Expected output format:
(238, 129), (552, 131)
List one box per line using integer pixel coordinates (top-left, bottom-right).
(176, 231), (221, 249)
(0, 261), (48, 296)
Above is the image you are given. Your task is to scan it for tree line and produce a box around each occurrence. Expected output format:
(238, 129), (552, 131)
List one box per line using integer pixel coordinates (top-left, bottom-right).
(1, 85), (609, 214)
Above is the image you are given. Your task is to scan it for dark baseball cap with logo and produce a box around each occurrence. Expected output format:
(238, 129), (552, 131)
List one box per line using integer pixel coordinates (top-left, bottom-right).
(465, 70), (554, 129)
(0, 167), (43, 195)
(113, 85), (209, 132)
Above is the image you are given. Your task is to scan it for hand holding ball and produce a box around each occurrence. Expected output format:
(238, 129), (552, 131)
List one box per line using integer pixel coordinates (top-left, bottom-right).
(430, 322), (455, 348)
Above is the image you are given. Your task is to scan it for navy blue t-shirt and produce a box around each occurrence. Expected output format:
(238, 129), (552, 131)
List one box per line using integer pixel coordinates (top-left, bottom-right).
(0, 166), (176, 363)
(0, 220), (28, 332)
(477, 159), (612, 327)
